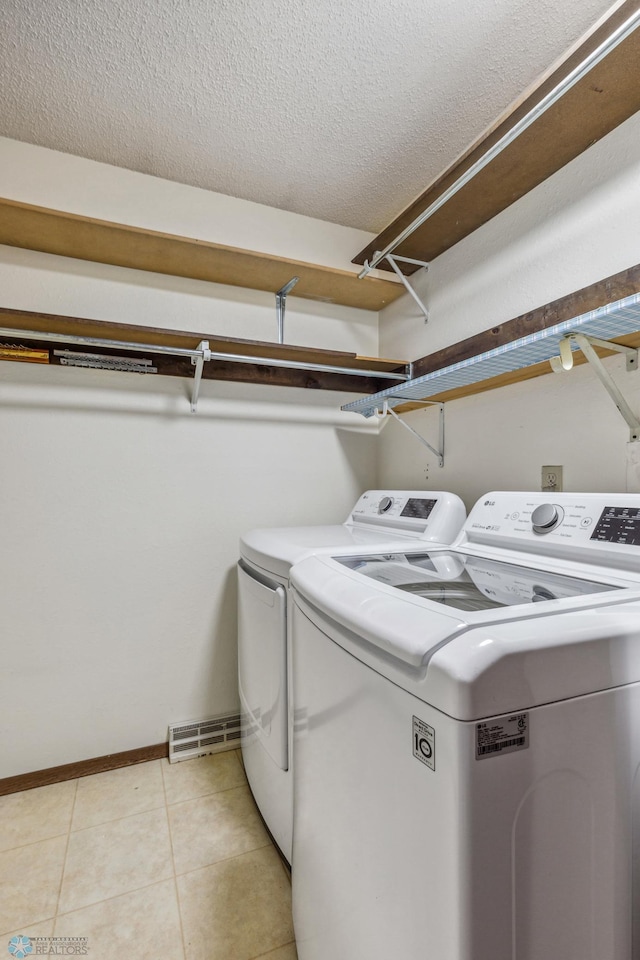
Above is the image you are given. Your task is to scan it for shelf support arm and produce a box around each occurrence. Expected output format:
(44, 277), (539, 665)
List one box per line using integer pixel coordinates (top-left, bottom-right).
(190, 340), (212, 413)
(363, 254), (429, 321)
(550, 332), (640, 441)
(376, 398), (444, 466)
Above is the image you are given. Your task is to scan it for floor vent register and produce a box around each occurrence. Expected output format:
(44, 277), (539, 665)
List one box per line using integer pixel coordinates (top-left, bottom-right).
(168, 713), (242, 762)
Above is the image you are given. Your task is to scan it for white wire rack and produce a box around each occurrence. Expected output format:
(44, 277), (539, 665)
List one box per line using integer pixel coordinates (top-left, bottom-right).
(341, 293), (640, 417)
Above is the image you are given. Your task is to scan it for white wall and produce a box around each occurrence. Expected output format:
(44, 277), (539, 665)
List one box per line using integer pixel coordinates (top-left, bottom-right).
(0, 137), (392, 280)
(378, 110), (640, 510)
(0, 142), (379, 778)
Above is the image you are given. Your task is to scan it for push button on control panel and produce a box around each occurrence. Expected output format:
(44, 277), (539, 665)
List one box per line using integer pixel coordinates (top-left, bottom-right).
(531, 503), (565, 534)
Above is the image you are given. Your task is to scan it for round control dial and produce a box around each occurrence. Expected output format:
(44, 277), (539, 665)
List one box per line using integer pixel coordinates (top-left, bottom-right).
(531, 503), (564, 534)
(378, 496), (394, 514)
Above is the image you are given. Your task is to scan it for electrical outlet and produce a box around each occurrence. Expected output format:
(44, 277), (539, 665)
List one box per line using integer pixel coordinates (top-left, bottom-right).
(541, 465), (563, 492)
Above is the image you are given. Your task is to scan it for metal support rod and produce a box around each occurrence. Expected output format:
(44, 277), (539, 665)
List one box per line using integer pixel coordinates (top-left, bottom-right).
(376, 398), (445, 466)
(275, 277), (299, 344)
(359, 7), (640, 279)
(377, 254), (429, 321)
(0, 326), (411, 381)
(550, 332), (640, 441)
(575, 334), (638, 370)
(570, 333), (640, 441)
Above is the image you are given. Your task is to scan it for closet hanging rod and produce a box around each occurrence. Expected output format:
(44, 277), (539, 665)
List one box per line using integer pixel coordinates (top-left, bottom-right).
(0, 326), (410, 382)
(358, 6), (640, 279)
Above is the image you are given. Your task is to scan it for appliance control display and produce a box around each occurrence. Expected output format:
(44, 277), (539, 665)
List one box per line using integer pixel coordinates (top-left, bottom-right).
(400, 498), (437, 520)
(591, 506), (640, 545)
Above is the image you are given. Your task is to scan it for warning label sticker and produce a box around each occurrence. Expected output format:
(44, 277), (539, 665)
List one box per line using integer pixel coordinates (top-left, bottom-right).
(412, 716), (435, 771)
(476, 712), (529, 760)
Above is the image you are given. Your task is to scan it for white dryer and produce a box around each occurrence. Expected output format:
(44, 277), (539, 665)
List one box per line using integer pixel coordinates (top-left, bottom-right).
(291, 492), (640, 960)
(237, 490), (465, 863)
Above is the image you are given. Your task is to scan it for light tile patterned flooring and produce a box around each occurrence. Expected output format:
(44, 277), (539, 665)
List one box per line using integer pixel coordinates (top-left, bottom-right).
(0, 751), (297, 960)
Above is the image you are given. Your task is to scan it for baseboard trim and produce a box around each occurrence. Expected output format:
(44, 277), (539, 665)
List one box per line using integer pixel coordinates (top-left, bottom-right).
(0, 742), (169, 796)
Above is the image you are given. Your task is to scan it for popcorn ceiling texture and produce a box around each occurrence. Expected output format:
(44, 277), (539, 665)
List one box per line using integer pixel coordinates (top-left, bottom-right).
(0, 0), (619, 231)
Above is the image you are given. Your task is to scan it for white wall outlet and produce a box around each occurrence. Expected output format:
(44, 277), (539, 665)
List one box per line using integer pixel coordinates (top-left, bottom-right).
(541, 465), (563, 492)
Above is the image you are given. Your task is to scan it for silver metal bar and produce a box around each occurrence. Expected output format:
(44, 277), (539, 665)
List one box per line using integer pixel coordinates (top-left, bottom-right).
(0, 326), (410, 381)
(377, 398), (445, 466)
(0, 326), (201, 358)
(200, 351), (410, 380)
(382, 255), (429, 321)
(275, 277), (299, 344)
(571, 333), (640, 441)
(359, 8), (640, 279)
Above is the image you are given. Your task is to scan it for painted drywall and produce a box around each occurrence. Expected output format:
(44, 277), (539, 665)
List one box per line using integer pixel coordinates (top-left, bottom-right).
(0, 149), (379, 778)
(378, 109), (640, 509)
(0, 137), (394, 278)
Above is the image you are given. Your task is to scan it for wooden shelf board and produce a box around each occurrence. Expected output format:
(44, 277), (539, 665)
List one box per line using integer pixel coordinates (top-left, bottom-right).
(0, 306), (409, 395)
(0, 197), (404, 312)
(355, 1), (640, 272)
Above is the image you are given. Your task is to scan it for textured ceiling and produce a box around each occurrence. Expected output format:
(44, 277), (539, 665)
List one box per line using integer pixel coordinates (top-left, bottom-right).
(0, 0), (621, 231)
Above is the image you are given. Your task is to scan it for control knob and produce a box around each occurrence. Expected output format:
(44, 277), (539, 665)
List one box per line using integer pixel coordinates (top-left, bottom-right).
(378, 496), (394, 514)
(531, 503), (564, 534)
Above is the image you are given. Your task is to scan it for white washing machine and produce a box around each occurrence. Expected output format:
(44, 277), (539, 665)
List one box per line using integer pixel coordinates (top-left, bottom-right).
(291, 492), (640, 960)
(237, 490), (466, 863)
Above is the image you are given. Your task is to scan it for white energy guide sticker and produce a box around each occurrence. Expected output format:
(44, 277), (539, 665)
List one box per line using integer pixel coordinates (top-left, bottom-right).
(412, 716), (435, 771)
(476, 712), (529, 760)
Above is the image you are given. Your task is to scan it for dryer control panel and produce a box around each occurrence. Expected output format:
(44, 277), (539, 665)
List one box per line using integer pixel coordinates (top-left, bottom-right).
(349, 490), (466, 542)
(461, 492), (640, 570)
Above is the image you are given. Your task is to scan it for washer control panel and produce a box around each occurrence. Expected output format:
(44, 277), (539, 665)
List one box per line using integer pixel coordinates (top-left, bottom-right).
(464, 492), (640, 560)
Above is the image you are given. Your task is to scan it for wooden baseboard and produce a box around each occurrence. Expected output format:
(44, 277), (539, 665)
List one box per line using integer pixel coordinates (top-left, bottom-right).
(0, 742), (169, 796)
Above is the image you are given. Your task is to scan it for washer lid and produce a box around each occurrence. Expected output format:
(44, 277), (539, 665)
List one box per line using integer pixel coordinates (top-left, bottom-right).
(291, 551), (640, 718)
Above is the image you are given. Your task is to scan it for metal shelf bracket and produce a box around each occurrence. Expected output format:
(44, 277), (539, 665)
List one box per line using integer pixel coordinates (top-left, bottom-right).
(362, 254), (429, 321)
(190, 340), (212, 413)
(275, 277), (300, 344)
(550, 332), (640, 440)
(375, 398), (444, 466)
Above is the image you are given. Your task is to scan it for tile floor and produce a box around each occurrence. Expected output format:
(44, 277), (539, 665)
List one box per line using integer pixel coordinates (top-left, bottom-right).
(0, 750), (298, 960)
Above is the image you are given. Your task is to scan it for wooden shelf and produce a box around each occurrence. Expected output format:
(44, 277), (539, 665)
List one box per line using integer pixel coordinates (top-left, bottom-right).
(355, 1), (640, 273)
(0, 198), (404, 312)
(0, 306), (409, 395)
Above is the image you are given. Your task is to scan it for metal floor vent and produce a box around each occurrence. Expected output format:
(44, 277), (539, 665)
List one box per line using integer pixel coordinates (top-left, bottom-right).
(168, 713), (242, 763)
